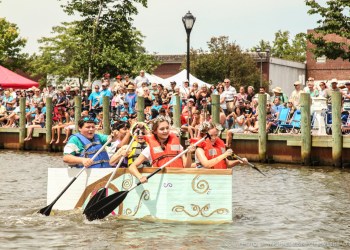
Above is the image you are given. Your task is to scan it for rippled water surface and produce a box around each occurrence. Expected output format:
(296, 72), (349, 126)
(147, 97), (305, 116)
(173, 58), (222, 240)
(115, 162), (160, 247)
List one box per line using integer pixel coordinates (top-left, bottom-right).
(1, 150), (350, 249)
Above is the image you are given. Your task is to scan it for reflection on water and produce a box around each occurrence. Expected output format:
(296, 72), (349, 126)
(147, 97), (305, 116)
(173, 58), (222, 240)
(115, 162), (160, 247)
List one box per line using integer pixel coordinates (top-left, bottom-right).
(1, 150), (350, 249)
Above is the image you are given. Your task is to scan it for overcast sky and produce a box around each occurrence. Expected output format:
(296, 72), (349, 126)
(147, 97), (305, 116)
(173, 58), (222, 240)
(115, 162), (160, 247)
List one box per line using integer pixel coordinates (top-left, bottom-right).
(0, 0), (322, 55)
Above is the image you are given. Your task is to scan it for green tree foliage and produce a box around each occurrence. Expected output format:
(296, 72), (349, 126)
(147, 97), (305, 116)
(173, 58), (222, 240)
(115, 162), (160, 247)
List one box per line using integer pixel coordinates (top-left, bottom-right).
(251, 30), (307, 63)
(306, 0), (350, 61)
(30, 0), (159, 85)
(0, 18), (28, 70)
(188, 36), (261, 89)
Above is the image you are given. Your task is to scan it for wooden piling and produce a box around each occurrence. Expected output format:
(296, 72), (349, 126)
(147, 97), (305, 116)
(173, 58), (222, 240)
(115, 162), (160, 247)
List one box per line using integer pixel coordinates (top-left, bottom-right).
(102, 96), (110, 135)
(332, 91), (342, 167)
(74, 96), (81, 133)
(173, 95), (181, 129)
(45, 97), (53, 146)
(19, 97), (26, 149)
(137, 96), (145, 122)
(300, 93), (311, 165)
(258, 94), (267, 162)
(211, 94), (220, 125)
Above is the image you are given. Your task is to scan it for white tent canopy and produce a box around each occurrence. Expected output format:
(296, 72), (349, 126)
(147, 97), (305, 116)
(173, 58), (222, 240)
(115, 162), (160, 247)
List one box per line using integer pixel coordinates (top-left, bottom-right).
(163, 69), (212, 88)
(145, 72), (164, 84)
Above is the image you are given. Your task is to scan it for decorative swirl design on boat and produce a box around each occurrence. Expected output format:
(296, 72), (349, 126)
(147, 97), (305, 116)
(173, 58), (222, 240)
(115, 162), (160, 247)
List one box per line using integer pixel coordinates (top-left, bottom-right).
(191, 175), (209, 194)
(121, 174), (134, 190)
(124, 190), (150, 216)
(172, 204), (229, 217)
(163, 182), (173, 188)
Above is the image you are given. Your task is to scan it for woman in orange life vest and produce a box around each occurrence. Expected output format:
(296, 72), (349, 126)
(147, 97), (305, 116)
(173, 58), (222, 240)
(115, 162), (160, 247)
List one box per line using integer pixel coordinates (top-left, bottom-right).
(129, 116), (195, 183)
(195, 122), (248, 169)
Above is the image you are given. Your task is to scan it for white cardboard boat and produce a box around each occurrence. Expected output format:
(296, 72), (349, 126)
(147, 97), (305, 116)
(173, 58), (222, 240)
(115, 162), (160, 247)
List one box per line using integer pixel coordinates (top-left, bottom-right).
(47, 168), (233, 223)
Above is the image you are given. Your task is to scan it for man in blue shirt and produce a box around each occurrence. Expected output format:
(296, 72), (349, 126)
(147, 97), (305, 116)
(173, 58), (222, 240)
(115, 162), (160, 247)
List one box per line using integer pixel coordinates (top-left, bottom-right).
(99, 82), (113, 106)
(271, 97), (284, 115)
(88, 85), (101, 112)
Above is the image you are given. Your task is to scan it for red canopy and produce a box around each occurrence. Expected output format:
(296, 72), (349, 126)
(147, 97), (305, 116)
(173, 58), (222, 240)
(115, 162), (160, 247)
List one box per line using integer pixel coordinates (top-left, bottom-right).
(0, 65), (39, 89)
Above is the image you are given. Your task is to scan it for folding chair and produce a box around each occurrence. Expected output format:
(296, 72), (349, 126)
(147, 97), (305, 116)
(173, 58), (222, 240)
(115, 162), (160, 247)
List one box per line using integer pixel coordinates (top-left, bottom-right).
(280, 110), (301, 134)
(274, 108), (290, 133)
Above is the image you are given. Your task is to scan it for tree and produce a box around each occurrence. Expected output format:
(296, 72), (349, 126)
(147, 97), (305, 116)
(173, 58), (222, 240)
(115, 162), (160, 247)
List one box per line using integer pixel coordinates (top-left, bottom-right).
(30, 0), (159, 86)
(251, 30), (307, 63)
(187, 36), (261, 90)
(0, 18), (28, 70)
(306, 0), (350, 61)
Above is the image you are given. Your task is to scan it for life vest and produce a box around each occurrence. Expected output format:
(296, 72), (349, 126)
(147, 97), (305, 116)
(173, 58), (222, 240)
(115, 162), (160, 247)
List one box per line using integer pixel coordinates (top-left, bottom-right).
(144, 133), (183, 168)
(74, 133), (110, 168)
(127, 140), (150, 168)
(197, 137), (227, 169)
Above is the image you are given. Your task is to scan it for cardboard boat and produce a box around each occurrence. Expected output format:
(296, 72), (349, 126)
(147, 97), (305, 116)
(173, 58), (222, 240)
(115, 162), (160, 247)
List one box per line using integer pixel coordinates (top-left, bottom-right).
(47, 167), (233, 223)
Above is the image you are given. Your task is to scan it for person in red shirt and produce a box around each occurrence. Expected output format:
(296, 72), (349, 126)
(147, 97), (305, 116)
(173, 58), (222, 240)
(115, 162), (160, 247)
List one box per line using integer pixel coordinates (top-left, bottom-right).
(195, 122), (248, 169)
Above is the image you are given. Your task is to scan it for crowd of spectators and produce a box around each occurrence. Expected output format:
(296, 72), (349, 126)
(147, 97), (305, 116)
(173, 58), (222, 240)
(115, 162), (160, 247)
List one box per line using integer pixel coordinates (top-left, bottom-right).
(1, 71), (349, 144)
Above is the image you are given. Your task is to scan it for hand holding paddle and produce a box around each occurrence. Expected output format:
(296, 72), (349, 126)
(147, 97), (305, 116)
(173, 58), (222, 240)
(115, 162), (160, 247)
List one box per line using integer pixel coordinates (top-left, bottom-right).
(83, 130), (139, 214)
(38, 137), (113, 216)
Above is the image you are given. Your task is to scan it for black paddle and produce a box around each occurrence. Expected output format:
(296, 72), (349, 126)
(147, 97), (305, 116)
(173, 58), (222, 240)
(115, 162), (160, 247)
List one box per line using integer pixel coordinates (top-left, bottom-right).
(233, 154), (266, 176)
(38, 137), (112, 216)
(84, 135), (208, 221)
(83, 132), (137, 214)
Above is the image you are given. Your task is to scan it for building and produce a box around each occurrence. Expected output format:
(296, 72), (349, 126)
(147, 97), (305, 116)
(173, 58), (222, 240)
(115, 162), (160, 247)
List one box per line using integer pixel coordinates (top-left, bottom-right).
(306, 29), (350, 84)
(154, 53), (306, 96)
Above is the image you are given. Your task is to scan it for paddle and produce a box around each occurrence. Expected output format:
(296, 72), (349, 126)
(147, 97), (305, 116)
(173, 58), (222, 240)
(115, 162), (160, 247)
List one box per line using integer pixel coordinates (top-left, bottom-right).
(83, 130), (138, 214)
(38, 137), (113, 216)
(84, 135), (208, 221)
(233, 154), (266, 176)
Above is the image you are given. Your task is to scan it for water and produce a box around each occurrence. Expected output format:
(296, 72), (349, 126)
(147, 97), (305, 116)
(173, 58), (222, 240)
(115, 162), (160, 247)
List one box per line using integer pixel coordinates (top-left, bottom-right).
(1, 150), (350, 249)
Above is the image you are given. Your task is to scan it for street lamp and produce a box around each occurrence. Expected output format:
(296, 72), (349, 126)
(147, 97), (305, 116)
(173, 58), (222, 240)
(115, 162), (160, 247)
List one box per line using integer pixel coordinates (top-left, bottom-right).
(182, 11), (196, 82)
(256, 47), (270, 88)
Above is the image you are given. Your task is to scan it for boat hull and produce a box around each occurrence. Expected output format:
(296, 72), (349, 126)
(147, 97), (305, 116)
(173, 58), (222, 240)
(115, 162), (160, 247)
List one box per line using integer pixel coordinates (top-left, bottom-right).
(47, 168), (233, 223)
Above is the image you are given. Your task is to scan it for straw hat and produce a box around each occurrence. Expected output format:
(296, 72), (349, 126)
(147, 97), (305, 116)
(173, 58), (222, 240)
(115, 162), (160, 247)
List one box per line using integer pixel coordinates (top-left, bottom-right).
(330, 78), (338, 83)
(127, 84), (135, 90)
(272, 87), (282, 93)
(294, 81), (302, 86)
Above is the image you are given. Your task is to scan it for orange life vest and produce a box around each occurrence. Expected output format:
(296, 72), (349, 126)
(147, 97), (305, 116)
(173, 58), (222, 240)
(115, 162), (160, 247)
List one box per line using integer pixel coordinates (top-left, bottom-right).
(197, 137), (227, 169)
(144, 133), (184, 168)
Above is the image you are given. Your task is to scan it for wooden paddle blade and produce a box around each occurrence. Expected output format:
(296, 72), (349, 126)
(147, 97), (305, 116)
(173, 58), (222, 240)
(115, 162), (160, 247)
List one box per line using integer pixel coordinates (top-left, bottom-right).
(38, 204), (53, 216)
(83, 188), (107, 214)
(85, 191), (129, 221)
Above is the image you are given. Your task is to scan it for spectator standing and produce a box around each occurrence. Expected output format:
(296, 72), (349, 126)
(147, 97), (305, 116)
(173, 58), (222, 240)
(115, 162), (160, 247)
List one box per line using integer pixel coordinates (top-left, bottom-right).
(304, 79), (319, 98)
(324, 79), (341, 106)
(254, 86), (271, 101)
(88, 85), (102, 112)
(270, 87), (288, 104)
(99, 82), (113, 106)
(134, 70), (149, 88)
(289, 81), (304, 109)
(234, 86), (247, 107)
(318, 82), (327, 98)
(223, 78), (236, 113)
(246, 86), (255, 102)
(181, 80), (191, 101)
(124, 84), (137, 114)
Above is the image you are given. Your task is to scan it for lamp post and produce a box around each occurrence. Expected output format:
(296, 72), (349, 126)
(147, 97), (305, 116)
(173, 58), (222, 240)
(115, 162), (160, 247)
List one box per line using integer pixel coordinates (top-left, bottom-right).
(256, 47), (270, 88)
(182, 11), (196, 82)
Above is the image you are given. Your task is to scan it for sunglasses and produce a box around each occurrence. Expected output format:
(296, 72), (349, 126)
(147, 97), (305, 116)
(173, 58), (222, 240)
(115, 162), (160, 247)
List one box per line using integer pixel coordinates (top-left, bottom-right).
(82, 117), (95, 122)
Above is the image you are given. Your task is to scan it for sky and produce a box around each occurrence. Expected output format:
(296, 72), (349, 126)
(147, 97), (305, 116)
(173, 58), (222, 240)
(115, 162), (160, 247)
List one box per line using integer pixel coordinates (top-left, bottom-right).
(0, 0), (322, 55)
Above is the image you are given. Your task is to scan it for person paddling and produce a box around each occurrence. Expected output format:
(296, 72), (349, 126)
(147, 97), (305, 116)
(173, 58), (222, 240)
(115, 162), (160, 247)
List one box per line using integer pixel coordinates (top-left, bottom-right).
(129, 116), (195, 183)
(109, 122), (151, 168)
(195, 122), (249, 169)
(63, 117), (111, 168)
